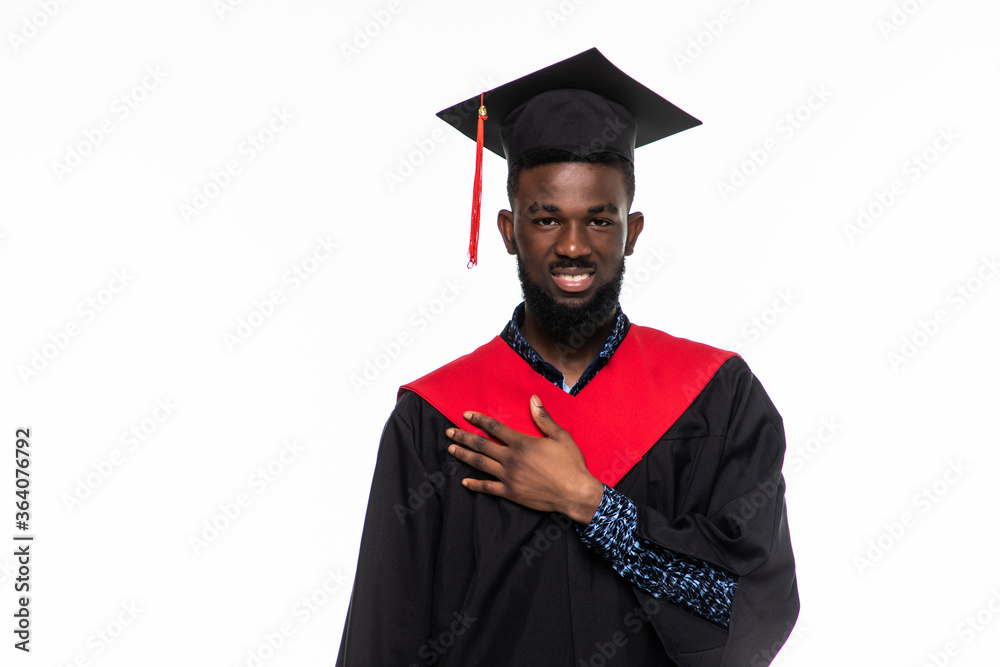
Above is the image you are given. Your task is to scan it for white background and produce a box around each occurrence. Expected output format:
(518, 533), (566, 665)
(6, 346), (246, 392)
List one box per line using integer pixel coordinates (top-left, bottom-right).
(2, 0), (998, 665)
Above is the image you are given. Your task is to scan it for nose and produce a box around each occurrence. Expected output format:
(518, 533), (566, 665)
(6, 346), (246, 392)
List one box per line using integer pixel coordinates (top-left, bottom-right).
(554, 220), (592, 259)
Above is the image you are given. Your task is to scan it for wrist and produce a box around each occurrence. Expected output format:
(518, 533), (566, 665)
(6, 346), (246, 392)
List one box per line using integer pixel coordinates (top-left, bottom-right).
(563, 475), (605, 525)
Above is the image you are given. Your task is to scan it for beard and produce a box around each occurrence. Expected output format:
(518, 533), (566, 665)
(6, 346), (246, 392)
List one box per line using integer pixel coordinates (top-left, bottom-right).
(515, 252), (625, 340)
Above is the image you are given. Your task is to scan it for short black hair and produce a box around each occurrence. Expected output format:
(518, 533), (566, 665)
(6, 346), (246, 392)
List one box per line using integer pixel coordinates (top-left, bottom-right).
(506, 149), (635, 210)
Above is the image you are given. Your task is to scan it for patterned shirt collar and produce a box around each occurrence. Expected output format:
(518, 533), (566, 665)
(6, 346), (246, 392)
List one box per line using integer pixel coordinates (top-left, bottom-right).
(499, 302), (630, 396)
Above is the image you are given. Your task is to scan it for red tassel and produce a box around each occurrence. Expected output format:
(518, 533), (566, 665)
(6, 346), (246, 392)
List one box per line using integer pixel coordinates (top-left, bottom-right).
(468, 93), (487, 268)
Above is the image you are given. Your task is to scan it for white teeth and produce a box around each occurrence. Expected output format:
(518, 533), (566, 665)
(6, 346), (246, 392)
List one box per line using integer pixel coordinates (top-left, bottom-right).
(555, 274), (589, 282)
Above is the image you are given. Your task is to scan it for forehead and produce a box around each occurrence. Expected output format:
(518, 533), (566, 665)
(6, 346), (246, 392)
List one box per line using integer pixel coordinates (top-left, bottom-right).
(514, 162), (628, 207)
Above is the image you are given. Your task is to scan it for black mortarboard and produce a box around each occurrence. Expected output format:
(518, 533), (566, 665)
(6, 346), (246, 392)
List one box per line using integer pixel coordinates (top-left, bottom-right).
(436, 47), (701, 267)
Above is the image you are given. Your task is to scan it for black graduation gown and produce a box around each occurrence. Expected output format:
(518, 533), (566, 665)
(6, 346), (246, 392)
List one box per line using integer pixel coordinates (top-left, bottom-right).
(336, 354), (799, 666)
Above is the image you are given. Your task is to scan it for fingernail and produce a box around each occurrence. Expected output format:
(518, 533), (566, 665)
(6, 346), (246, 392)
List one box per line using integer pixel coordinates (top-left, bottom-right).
(531, 395), (542, 408)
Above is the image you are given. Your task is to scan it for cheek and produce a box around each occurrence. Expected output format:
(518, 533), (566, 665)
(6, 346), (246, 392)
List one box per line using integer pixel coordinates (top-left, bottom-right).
(594, 232), (627, 257)
(513, 228), (548, 257)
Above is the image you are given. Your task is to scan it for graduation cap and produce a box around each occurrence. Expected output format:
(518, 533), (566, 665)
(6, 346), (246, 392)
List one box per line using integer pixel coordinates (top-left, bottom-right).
(436, 47), (701, 267)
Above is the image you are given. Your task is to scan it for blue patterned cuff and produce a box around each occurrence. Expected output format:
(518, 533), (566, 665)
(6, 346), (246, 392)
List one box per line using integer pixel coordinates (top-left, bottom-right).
(576, 485), (738, 628)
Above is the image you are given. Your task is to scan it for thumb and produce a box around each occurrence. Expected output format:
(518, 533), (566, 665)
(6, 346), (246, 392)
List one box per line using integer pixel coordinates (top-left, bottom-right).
(530, 395), (564, 438)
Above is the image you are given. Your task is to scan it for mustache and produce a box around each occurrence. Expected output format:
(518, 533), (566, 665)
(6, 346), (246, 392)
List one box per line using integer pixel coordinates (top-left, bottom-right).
(548, 260), (597, 271)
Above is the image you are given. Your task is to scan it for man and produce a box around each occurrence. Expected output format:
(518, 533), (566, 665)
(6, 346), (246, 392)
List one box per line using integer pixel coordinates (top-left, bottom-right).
(337, 48), (798, 666)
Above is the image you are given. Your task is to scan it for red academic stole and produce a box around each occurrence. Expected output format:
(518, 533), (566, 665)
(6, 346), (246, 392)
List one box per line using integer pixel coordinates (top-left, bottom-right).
(399, 326), (737, 487)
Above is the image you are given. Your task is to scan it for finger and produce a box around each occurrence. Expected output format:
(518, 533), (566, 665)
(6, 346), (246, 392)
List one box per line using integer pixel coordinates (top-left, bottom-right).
(529, 395), (566, 439)
(446, 427), (506, 461)
(460, 477), (507, 498)
(462, 411), (524, 448)
(448, 443), (505, 479)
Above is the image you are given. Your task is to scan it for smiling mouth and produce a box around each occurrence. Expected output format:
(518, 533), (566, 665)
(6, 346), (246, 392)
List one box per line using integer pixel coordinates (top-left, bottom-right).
(551, 271), (595, 292)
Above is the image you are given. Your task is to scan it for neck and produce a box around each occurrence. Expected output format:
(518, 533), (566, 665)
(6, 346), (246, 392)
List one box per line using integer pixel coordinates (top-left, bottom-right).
(520, 306), (616, 386)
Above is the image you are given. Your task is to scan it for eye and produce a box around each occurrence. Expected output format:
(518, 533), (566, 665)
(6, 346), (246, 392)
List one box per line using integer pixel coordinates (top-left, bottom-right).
(533, 217), (558, 227)
(589, 218), (614, 227)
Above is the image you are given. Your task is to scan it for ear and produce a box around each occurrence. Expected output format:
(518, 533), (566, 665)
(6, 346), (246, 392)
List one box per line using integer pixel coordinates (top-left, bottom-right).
(497, 209), (517, 255)
(624, 211), (644, 256)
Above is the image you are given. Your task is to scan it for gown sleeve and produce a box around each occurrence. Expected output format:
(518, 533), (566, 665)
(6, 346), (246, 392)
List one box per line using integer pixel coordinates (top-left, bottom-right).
(629, 357), (800, 666)
(336, 392), (441, 667)
(576, 484), (739, 627)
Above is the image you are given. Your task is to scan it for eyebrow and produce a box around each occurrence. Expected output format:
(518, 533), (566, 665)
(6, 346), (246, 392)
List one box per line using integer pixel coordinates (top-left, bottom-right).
(525, 202), (620, 214)
(526, 202), (558, 213)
